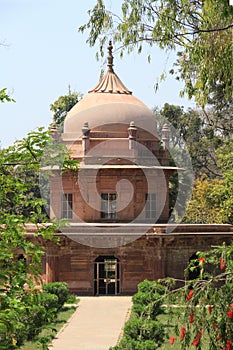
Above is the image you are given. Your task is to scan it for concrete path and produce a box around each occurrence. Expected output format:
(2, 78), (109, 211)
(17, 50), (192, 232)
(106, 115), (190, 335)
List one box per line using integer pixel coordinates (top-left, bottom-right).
(49, 296), (132, 350)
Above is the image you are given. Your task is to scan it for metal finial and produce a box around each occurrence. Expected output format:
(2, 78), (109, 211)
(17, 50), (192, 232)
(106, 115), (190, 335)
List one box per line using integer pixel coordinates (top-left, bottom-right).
(107, 40), (114, 72)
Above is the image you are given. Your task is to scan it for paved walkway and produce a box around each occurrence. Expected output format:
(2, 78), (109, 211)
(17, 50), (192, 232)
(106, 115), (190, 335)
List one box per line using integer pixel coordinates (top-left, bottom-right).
(49, 296), (132, 350)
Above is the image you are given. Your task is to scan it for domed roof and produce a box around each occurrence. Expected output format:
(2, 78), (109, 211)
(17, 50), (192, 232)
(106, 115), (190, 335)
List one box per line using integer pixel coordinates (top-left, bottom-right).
(63, 42), (157, 137)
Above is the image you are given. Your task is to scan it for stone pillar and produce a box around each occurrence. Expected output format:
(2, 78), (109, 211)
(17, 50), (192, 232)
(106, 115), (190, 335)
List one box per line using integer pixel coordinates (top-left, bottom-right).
(154, 239), (166, 279)
(50, 171), (62, 219)
(128, 121), (137, 150)
(46, 253), (59, 283)
(82, 122), (90, 153)
(161, 123), (170, 165)
(161, 123), (170, 151)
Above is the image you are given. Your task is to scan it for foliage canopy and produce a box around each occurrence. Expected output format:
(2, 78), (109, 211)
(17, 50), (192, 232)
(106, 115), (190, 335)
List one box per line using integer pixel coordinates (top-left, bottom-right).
(183, 137), (233, 224)
(79, 0), (233, 106)
(50, 87), (83, 128)
(0, 127), (77, 348)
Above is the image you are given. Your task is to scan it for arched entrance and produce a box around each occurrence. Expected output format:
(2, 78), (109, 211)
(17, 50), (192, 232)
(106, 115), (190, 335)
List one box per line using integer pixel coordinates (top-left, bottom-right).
(94, 256), (120, 295)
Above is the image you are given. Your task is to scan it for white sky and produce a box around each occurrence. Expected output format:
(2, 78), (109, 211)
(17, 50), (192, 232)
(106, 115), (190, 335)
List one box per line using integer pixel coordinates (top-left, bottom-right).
(0, 0), (195, 148)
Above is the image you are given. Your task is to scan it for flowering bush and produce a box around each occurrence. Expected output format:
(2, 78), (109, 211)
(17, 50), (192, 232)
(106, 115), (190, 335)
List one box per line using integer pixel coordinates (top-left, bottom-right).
(111, 241), (233, 349)
(166, 241), (233, 349)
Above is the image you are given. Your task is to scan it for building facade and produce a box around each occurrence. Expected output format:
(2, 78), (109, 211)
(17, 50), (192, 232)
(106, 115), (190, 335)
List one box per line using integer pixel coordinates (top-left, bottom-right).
(37, 42), (233, 295)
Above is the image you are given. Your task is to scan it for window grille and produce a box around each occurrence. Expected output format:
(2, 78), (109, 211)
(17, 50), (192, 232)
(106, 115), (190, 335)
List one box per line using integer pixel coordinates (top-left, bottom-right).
(62, 193), (73, 219)
(101, 193), (117, 219)
(145, 193), (156, 221)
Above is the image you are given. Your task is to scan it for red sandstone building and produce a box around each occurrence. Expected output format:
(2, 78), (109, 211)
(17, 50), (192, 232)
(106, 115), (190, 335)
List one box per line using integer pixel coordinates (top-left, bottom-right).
(39, 43), (233, 295)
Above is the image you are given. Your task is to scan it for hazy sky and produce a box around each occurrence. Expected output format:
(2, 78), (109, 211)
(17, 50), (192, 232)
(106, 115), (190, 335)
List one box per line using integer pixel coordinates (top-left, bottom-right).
(0, 0), (195, 148)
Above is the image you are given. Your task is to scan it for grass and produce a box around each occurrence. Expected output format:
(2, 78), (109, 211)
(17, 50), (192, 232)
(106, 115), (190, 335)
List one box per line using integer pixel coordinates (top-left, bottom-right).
(19, 302), (78, 350)
(158, 307), (184, 350)
(158, 307), (209, 349)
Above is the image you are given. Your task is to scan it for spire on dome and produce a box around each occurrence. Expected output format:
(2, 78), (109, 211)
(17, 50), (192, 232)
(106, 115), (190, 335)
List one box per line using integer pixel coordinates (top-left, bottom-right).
(107, 40), (114, 72)
(88, 41), (132, 95)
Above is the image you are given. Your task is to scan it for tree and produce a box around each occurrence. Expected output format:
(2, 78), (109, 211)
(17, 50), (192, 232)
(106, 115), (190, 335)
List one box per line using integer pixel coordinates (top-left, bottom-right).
(153, 103), (232, 223)
(182, 177), (226, 223)
(204, 83), (233, 138)
(50, 86), (83, 129)
(0, 128), (78, 348)
(166, 243), (233, 349)
(156, 103), (223, 178)
(0, 127), (68, 219)
(183, 138), (233, 224)
(79, 0), (233, 107)
(116, 243), (233, 349)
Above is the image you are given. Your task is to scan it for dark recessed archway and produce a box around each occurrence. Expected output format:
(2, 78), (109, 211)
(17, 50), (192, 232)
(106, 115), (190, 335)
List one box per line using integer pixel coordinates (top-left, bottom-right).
(188, 253), (200, 280)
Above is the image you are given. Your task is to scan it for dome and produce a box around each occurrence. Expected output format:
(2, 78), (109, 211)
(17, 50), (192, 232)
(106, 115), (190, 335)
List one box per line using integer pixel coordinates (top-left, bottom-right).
(63, 42), (157, 138)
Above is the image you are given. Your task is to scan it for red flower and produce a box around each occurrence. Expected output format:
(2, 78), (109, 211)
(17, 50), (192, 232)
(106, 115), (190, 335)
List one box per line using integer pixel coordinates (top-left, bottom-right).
(220, 258), (226, 270)
(227, 309), (233, 319)
(226, 340), (232, 350)
(230, 302), (233, 308)
(180, 327), (186, 340)
(189, 312), (195, 323)
(192, 332), (202, 347)
(186, 289), (194, 301)
(216, 334), (221, 341)
(169, 337), (176, 345)
(223, 340), (232, 350)
(192, 339), (199, 346)
(199, 257), (205, 264)
(213, 322), (217, 329)
(208, 305), (212, 314)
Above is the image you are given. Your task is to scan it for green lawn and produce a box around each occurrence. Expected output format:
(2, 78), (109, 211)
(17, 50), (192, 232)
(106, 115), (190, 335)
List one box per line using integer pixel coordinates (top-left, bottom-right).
(19, 305), (77, 350)
(158, 308), (209, 350)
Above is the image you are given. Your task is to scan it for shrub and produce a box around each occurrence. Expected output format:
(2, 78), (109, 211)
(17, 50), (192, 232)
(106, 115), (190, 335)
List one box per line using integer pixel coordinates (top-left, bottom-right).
(66, 294), (78, 304)
(110, 280), (167, 350)
(24, 304), (48, 340)
(111, 338), (163, 350)
(18, 292), (59, 342)
(42, 282), (69, 309)
(132, 280), (166, 319)
(40, 292), (59, 314)
(124, 317), (165, 343)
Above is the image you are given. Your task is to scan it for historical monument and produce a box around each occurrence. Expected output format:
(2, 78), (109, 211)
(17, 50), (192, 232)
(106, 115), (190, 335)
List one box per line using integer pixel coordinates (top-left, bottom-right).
(32, 42), (233, 295)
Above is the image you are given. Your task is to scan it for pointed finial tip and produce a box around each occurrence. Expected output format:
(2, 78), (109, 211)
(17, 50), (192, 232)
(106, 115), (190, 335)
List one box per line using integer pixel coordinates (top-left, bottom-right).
(107, 40), (114, 72)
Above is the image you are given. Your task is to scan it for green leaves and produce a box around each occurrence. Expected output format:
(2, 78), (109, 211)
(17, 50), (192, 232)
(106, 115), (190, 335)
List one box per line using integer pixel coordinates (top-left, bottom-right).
(111, 280), (167, 349)
(178, 244), (233, 348)
(114, 242), (233, 349)
(0, 88), (15, 103)
(80, 0), (233, 106)
(183, 137), (233, 224)
(0, 126), (80, 348)
(50, 88), (83, 128)
(0, 126), (79, 220)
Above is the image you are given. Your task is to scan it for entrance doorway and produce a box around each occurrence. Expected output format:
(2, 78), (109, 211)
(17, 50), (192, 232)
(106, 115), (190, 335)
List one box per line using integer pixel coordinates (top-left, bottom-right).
(94, 256), (120, 295)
